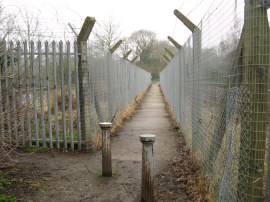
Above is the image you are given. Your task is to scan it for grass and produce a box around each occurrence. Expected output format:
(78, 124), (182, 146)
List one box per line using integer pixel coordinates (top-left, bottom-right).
(93, 89), (148, 150)
(0, 173), (17, 202)
(23, 145), (49, 153)
(0, 178), (13, 187)
(0, 194), (17, 202)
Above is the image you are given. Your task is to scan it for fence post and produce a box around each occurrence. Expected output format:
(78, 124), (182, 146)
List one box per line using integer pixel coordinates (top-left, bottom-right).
(100, 122), (112, 177)
(77, 17), (95, 150)
(167, 36), (182, 49)
(140, 134), (155, 202)
(174, 9), (201, 154)
(237, 1), (270, 201)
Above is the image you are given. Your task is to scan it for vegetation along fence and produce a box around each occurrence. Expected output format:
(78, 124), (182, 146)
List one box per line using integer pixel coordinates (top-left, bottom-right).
(160, 0), (270, 201)
(0, 36), (151, 151)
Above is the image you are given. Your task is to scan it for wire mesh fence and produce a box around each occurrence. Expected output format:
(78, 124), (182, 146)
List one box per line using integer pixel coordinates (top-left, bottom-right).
(0, 40), (151, 151)
(160, 0), (270, 201)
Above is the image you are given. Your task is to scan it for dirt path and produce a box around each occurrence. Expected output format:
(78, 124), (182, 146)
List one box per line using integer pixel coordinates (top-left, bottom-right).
(25, 83), (188, 202)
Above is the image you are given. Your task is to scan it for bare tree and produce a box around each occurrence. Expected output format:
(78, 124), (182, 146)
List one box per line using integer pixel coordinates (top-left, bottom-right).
(0, 3), (16, 41)
(14, 9), (47, 48)
(93, 18), (121, 51)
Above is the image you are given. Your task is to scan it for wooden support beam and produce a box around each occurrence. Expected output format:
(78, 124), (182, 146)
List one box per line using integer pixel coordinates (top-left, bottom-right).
(160, 59), (168, 68)
(237, 0), (270, 201)
(123, 49), (132, 60)
(163, 55), (170, 63)
(110, 40), (123, 54)
(174, 9), (197, 33)
(78, 17), (96, 41)
(165, 48), (174, 58)
(131, 55), (139, 63)
(77, 16), (96, 150)
(167, 36), (182, 49)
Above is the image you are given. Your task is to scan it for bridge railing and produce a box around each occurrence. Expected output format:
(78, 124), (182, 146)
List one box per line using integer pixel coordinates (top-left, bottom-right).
(0, 40), (151, 151)
(160, 0), (270, 201)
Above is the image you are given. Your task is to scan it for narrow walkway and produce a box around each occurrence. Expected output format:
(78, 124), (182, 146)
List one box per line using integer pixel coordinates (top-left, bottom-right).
(27, 83), (187, 201)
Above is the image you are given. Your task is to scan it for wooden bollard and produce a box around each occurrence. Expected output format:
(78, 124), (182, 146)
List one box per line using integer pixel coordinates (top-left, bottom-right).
(140, 134), (156, 202)
(100, 122), (112, 177)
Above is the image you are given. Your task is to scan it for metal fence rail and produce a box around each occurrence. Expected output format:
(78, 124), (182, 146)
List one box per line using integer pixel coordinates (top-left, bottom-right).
(160, 0), (270, 201)
(0, 40), (151, 151)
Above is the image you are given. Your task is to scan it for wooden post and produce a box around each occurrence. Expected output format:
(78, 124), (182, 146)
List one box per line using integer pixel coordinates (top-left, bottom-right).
(161, 59), (168, 67)
(77, 16), (96, 150)
(163, 55), (170, 63)
(140, 134), (155, 202)
(164, 48), (174, 58)
(100, 122), (113, 177)
(173, 8), (201, 155)
(131, 55), (139, 63)
(110, 40), (122, 54)
(167, 36), (182, 49)
(237, 1), (270, 201)
(192, 30), (201, 155)
(174, 9), (196, 32)
(123, 49), (132, 60)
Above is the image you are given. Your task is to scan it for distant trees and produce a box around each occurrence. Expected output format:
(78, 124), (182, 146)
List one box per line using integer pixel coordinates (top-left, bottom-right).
(0, 2), (16, 41)
(127, 29), (176, 74)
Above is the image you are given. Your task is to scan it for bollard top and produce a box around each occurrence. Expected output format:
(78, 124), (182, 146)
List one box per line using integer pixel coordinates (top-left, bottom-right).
(140, 134), (156, 143)
(99, 122), (112, 129)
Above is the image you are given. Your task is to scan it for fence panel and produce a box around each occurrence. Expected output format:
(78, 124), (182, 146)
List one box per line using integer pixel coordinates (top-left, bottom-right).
(160, 0), (270, 201)
(0, 40), (151, 151)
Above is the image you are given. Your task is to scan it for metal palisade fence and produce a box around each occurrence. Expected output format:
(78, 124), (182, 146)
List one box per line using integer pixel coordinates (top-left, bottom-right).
(160, 0), (270, 201)
(0, 40), (151, 151)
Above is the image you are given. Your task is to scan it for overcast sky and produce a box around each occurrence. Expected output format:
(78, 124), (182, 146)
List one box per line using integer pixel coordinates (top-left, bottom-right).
(2, 0), (216, 43)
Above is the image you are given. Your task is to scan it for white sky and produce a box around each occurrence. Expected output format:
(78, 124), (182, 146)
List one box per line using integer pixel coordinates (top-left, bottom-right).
(2, 0), (216, 44)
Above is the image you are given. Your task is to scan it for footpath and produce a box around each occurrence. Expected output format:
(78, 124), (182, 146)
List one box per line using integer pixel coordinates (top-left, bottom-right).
(28, 83), (191, 202)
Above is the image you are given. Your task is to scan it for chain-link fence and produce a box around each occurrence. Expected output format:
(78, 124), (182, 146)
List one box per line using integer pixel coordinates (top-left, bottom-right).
(0, 40), (151, 151)
(160, 0), (270, 201)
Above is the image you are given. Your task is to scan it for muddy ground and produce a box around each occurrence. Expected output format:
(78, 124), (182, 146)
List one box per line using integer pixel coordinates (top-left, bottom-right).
(1, 84), (208, 202)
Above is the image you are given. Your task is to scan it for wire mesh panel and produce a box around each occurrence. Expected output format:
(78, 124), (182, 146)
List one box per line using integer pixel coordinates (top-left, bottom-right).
(89, 49), (151, 128)
(160, 0), (270, 201)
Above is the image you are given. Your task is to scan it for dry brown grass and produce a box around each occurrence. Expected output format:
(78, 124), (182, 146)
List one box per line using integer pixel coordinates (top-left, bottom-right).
(94, 132), (102, 151)
(110, 89), (148, 136)
(160, 87), (213, 201)
(93, 88), (149, 150)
